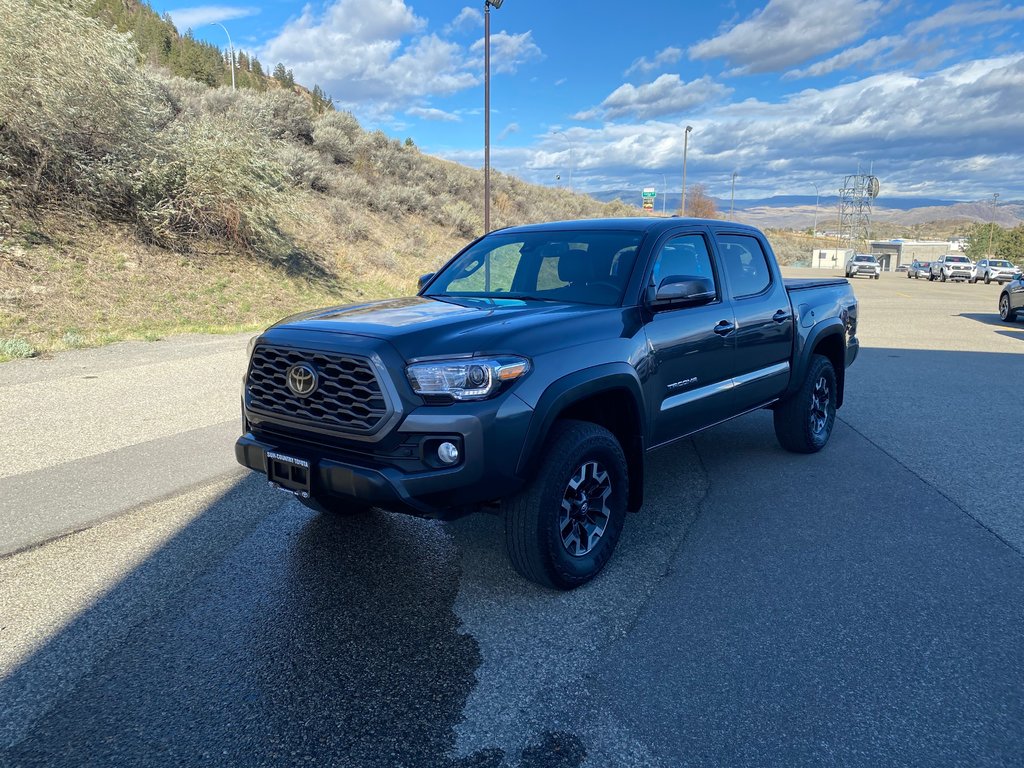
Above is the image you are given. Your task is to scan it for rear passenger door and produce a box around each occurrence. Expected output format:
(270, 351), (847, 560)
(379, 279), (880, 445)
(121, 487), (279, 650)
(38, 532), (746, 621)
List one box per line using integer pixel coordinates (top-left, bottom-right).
(713, 231), (794, 411)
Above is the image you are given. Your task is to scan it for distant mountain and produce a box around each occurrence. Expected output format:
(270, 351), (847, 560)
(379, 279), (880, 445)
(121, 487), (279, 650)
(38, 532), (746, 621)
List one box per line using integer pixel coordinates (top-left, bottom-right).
(588, 190), (1023, 229)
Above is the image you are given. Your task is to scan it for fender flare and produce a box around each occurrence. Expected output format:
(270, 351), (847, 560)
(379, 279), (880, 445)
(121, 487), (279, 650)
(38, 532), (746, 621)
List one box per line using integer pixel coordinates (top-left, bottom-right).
(787, 319), (847, 406)
(517, 363), (646, 512)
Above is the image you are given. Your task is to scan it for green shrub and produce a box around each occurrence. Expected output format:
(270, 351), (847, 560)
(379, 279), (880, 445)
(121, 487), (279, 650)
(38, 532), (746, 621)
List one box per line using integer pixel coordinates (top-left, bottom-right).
(0, 338), (36, 360)
(277, 144), (331, 192)
(313, 123), (355, 165)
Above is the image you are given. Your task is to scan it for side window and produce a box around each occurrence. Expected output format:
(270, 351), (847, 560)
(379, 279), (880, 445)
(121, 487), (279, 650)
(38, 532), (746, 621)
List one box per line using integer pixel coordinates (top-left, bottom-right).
(650, 234), (718, 297)
(718, 234), (772, 298)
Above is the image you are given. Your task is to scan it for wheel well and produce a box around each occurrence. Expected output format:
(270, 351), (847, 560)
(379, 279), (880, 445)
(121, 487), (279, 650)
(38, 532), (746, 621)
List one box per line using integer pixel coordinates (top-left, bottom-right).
(812, 333), (846, 408)
(555, 388), (644, 512)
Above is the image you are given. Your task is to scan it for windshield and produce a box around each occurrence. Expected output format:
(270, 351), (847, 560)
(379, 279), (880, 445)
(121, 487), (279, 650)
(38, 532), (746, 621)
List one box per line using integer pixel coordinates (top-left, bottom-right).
(425, 230), (644, 306)
(991, 260), (1013, 267)
(854, 255), (876, 262)
(946, 256), (969, 262)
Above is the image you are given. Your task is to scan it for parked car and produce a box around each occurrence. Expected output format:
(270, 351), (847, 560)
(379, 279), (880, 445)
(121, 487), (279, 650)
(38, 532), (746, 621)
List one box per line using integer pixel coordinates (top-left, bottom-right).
(907, 260), (931, 279)
(235, 218), (860, 589)
(999, 274), (1024, 322)
(929, 254), (973, 282)
(895, 264), (909, 273)
(972, 258), (1019, 285)
(845, 253), (881, 279)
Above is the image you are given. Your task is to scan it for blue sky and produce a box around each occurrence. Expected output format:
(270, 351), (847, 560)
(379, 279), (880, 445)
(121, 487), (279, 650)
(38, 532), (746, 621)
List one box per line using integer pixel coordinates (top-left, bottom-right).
(154, 0), (1024, 202)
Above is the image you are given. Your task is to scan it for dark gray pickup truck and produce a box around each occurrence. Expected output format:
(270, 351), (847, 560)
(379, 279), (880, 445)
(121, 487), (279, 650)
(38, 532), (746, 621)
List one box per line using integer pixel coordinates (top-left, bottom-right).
(236, 218), (859, 589)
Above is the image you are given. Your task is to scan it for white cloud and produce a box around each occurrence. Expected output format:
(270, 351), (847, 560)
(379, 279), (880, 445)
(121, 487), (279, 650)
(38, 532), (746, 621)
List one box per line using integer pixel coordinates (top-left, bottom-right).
(689, 0), (886, 74)
(166, 4), (260, 31)
(470, 31), (543, 74)
(624, 47), (683, 77)
(498, 122), (520, 140)
(574, 74), (733, 121)
(785, 36), (900, 79)
(261, 0), (475, 115)
(407, 106), (460, 122)
(908, 0), (1024, 35)
(448, 6), (483, 32)
(438, 54), (1024, 200)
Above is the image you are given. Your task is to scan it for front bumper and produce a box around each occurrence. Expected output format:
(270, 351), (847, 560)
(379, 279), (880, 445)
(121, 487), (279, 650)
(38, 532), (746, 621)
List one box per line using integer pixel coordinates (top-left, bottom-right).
(236, 393), (535, 519)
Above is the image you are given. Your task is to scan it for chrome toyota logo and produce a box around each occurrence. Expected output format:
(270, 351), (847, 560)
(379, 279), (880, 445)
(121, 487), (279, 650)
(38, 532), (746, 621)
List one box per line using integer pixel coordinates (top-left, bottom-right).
(286, 363), (318, 397)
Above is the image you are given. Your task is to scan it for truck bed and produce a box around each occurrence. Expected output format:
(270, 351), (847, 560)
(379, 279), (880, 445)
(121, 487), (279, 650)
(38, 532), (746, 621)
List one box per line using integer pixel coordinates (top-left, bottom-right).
(784, 277), (849, 292)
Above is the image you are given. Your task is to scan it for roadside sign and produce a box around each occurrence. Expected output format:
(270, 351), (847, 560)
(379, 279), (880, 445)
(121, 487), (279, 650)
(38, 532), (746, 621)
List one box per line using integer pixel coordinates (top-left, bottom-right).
(642, 187), (656, 211)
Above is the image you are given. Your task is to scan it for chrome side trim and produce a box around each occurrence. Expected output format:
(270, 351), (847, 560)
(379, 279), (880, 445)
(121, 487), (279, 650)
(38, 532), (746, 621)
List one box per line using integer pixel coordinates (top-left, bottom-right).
(733, 361), (790, 387)
(660, 361), (790, 412)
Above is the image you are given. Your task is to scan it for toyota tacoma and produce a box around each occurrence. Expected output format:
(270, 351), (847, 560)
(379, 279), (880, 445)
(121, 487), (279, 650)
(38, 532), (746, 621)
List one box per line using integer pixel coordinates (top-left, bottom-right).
(236, 218), (860, 589)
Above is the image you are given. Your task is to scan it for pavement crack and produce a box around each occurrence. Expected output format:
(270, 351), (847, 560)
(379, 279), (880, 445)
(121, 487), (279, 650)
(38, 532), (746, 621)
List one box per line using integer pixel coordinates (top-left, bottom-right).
(838, 415), (1024, 560)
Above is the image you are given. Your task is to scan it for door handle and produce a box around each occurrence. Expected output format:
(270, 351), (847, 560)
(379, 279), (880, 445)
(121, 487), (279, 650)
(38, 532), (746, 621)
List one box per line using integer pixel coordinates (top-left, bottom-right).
(713, 320), (735, 336)
(772, 309), (791, 323)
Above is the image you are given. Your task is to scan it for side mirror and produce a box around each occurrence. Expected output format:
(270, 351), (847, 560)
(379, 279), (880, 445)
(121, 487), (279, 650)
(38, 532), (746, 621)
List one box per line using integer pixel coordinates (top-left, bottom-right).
(417, 272), (435, 291)
(651, 276), (716, 308)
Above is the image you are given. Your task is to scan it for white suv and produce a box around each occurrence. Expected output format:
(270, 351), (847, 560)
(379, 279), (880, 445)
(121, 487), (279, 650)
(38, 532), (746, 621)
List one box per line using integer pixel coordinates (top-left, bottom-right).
(929, 254), (973, 282)
(972, 258), (1018, 285)
(845, 253), (881, 279)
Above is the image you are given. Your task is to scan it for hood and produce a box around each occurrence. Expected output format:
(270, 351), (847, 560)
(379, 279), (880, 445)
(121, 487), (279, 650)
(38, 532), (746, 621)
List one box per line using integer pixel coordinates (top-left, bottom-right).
(271, 296), (629, 360)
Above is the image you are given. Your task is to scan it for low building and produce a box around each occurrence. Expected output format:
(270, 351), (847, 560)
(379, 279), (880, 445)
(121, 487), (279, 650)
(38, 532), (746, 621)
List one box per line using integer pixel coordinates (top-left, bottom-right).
(810, 248), (853, 270)
(868, 240), (949, 271)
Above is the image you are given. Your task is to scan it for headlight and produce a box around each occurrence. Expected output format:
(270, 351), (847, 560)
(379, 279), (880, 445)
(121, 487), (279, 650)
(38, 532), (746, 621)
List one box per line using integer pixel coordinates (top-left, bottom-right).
(406, 356), (531, 401)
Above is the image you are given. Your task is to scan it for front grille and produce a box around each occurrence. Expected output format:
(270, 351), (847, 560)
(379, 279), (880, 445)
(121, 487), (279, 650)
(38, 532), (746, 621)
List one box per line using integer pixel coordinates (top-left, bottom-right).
(247, 345), (389, 434)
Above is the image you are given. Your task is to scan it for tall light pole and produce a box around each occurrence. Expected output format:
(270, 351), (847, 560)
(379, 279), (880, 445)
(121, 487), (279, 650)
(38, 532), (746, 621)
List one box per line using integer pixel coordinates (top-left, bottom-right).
(730, 171), (738, 220)
(554, 130), (574, 193)
(662, 173), (668, 214)
(988, 192), (1000, 256)
(212, 22), (235, 91)
(811, 181), (820, 239)
(680, 125), (693, 216)
(483, 0), (503, 233)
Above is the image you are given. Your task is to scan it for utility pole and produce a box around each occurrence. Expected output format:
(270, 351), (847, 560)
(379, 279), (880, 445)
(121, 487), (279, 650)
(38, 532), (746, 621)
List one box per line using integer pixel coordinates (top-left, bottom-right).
(680, 125), (693, 216)
(483, 0), (503, 233)
(730, 172), (737, 220)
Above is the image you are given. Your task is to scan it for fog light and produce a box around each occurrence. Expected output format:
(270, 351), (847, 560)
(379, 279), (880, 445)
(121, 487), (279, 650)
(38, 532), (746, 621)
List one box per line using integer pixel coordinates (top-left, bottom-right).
(437, 442), (460, 465)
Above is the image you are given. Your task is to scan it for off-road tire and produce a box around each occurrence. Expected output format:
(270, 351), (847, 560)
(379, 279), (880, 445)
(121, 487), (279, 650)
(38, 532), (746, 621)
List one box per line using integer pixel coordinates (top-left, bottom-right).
(773, 354), (838, 454)
(1000, 293), (1017, 322)
(503, 420), (628, 590)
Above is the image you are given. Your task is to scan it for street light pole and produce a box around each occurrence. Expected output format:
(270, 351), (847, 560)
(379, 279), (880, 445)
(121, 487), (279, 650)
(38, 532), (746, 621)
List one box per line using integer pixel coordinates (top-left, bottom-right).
(554, 130), (574, 193)
(212, 22), (235, 91)
(483, 0), (503, 233)
(680, 125), (693, 216)
(730, 172), (737, 220)
(812, 181), (820, 239)
(662, 173), (668, 214)
(988, 192), (1000, 256)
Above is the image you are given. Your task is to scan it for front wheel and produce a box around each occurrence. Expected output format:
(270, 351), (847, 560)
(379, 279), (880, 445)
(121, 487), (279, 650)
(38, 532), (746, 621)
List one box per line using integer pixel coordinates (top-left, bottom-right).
(503, 420), (628, 590)
(774, 354), (838, 454)
(874, 273), (879, 279)
(940, 271), (947, 282)
(985, 274), (991, 284)
(1000, 294), (1018, 322)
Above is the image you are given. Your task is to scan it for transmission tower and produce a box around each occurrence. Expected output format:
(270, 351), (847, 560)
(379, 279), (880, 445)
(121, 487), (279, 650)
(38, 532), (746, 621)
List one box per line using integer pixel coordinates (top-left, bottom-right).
(838, 173), (880, 250)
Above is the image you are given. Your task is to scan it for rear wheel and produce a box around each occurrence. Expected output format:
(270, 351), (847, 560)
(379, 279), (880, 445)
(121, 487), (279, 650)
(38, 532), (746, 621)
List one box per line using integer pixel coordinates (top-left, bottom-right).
(774, 354), (837, 454)
(503, 420), (628, 590)
(1000, 294), (1018, 322)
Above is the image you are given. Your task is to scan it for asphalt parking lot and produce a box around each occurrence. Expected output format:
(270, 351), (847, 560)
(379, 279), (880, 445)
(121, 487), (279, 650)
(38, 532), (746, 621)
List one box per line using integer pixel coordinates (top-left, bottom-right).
(1, 270), (1022, 766)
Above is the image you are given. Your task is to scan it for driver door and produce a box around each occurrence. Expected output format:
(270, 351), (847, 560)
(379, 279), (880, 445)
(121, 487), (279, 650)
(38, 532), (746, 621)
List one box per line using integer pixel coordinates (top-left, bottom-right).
(642, 229), (741, 446)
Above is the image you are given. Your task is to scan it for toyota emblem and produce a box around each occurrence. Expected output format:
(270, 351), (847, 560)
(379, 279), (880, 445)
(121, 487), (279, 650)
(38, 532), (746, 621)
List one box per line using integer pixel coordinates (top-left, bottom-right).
(286, 363), (318, 397)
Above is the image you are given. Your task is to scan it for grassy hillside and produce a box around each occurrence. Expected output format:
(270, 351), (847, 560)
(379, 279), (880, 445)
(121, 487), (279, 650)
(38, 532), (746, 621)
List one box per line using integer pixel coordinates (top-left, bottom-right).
(0, 0), (635, 361)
